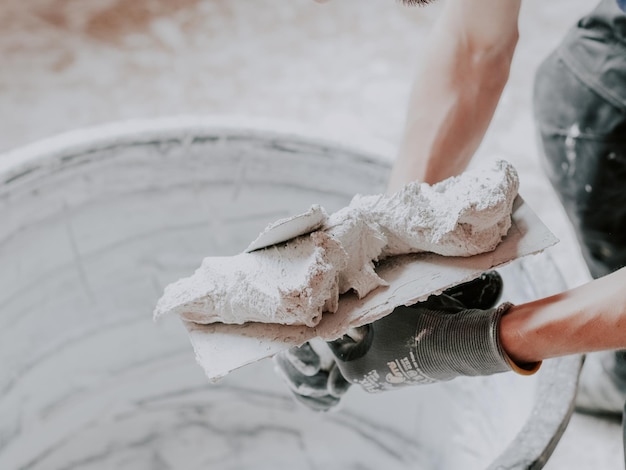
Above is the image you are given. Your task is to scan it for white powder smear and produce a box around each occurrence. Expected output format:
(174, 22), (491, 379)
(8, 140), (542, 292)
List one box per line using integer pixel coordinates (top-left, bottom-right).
(154, 160), (519, 327)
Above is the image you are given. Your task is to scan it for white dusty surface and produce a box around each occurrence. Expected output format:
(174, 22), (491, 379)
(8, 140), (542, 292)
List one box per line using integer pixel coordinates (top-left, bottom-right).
(0, 0), (620, 468)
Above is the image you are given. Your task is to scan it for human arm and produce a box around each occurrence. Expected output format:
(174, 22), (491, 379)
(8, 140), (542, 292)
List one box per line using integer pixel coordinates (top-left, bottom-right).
(501, 266), (626, 364)
(388, 0), (522, 190)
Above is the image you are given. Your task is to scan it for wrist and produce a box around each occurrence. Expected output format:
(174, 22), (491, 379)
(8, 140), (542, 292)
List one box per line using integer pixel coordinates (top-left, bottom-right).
(499, 301), (546, 366)
(467, 303), (541, 376)
(495, 304), (543, 375)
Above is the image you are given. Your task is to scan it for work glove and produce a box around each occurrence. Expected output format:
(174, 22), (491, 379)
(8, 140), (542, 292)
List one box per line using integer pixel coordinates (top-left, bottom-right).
(274, 272), (540, 411)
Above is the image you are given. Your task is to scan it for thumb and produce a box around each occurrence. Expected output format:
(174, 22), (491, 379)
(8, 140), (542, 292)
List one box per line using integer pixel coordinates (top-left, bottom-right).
(417, 293), (469, 314)
(327, 326), (371, 362)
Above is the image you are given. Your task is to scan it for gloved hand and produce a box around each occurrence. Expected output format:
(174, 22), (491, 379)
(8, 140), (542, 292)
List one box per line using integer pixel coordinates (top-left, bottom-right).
(274, 272), (540, 411)
(273, 339), (354, 412)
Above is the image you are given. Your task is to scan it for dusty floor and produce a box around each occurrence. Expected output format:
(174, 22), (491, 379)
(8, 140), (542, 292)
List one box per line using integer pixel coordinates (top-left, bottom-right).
(0, 0), (622, 468)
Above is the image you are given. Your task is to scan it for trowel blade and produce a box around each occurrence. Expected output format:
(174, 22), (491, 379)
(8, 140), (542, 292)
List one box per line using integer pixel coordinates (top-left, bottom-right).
(244, 204), (327, 253)
(185, 196), (558, 381)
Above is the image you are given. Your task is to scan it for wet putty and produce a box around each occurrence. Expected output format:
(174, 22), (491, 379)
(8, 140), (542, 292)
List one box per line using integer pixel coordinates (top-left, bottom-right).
(154, 160), (518, 327)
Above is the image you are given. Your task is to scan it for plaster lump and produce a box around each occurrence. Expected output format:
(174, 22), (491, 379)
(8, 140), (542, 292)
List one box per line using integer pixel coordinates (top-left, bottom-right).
(154, 160), (519, 327)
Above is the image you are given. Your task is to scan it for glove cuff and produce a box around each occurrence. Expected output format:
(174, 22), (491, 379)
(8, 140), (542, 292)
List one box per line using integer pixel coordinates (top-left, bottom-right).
(417, 302), (541, 381)
(495, 303), (542, 376)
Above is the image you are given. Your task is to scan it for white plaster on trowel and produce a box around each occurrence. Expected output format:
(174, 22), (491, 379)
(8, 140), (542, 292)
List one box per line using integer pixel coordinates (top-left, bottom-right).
(187, 196), (557, 380)
(156, 160), (519, 331)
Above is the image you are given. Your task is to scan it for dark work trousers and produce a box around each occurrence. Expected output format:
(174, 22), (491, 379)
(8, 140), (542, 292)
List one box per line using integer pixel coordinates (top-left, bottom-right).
(533, 0), (626, 465)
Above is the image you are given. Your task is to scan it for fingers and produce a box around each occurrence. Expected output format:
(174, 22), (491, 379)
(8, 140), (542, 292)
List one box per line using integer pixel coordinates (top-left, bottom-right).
(327, 326), (370, 361)
(273, 342), (352, 412)
(308, 337), (338, 370)
(442, 270), (503, 310)
(327, 363), (351, 397)
(290, 390), (341, 413)
(289, 363), (350, 412)
(283, 342), (321, 376)
(274, 352), (332, 397)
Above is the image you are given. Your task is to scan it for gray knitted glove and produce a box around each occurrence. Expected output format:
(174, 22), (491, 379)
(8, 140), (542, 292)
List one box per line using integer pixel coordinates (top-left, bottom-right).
(328, 295), (517, 392)
(275, 293), (540, 411)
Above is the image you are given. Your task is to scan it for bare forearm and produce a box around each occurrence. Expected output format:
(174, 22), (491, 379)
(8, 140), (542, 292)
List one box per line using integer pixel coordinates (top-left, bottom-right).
(500, 267), (626, 364)
(388, 0), (521, 191)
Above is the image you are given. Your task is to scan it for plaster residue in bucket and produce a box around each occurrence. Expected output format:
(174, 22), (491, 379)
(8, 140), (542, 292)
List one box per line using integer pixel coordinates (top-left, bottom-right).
(154, 159), (518, 331)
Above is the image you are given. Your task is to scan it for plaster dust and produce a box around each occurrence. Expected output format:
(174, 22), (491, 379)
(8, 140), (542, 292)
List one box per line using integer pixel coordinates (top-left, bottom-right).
(154, 159), (518, 329)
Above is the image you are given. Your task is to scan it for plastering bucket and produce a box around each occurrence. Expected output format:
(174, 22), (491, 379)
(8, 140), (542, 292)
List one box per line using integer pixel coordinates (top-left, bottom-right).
(0, 117), (581, 470)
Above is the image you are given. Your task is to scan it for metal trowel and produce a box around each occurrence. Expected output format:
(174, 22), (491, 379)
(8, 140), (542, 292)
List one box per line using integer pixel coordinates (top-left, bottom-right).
(244, 204), (329, 253)
(184, 196), (558, 381)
